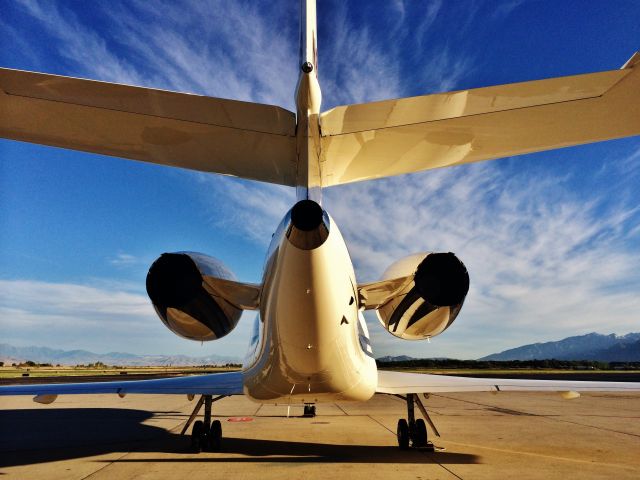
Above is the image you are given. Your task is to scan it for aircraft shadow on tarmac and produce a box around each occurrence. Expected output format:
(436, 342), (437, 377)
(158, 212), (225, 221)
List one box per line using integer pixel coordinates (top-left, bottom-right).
(0, 408), (480, 466)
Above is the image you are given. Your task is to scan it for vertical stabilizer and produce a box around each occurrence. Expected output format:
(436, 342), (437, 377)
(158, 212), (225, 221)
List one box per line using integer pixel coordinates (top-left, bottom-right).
(295, 0), (322, 201)
(299, 0), (318, 75)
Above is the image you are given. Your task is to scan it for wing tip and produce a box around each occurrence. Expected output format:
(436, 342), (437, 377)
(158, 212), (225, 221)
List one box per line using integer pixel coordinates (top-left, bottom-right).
(622, 51), (640, 69)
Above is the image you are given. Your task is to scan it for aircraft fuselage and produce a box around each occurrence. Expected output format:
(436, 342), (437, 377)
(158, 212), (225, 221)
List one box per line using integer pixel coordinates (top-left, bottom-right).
(242, 204), (378, 404)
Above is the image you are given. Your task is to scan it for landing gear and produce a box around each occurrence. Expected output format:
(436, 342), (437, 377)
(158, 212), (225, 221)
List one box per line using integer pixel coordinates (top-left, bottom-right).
(396, 418), (410, 449)
(182, 394), (227, 453)
(209, 419), (222, 451)
(413, 418), (427, 448)
(303, 404), (316, 417)
(191, 420), (205, 452)
(396, 393), (437, 450)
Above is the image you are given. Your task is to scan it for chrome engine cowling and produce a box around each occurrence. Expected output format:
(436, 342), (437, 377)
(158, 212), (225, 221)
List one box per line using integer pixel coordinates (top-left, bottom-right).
(376, 252), (469, 340)
(146, 252), (242, 341)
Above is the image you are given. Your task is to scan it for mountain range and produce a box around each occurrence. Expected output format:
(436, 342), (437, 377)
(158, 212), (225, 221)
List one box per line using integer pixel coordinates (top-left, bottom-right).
(3, 332), (639, 366)
(0, 343), (241, 366)
(479, 333), (640, 361)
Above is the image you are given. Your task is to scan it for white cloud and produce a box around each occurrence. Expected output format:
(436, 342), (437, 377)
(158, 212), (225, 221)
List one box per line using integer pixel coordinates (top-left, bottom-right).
(109, 253), (140, 266)
(0, 280), (153, 320)
(0, 279), (252, 356)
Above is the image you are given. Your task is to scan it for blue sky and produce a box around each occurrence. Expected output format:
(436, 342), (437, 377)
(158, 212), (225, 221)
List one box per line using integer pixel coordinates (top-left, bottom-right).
(1, 0), (639, 360)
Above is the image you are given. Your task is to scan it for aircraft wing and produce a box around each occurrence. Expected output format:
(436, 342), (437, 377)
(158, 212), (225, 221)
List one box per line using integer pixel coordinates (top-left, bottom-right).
(377, 370), (640, 394)
(0, 68), (297, 186)
(0, 372), (243, 400)
(320, 52), (640, 187)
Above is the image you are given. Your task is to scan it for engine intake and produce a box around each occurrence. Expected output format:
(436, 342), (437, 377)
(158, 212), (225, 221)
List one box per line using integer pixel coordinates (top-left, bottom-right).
(146, 252), (242, 341)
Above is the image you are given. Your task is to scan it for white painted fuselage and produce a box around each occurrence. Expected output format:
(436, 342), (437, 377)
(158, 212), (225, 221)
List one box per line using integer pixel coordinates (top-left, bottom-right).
(242, 212), (378, 404)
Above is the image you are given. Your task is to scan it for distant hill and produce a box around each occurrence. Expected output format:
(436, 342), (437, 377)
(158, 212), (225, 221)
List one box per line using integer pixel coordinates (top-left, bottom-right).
(376, 355), (452, 363)
(480, 333), (640, 361)
(376, 355), (415, 363)
(0, 344), (241, 366)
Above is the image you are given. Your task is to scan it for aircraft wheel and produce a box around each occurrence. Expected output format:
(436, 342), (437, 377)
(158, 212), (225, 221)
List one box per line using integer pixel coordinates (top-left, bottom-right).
(412, 418), (427, 448)
(191, 420), (204, 453)
(209, 419), (222, 451)
(397, 419), (410, 450)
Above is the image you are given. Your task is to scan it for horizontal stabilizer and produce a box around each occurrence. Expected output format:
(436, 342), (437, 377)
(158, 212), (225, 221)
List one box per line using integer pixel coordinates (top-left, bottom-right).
(320, 52), (640, 186)
(0, 68), (298, 186)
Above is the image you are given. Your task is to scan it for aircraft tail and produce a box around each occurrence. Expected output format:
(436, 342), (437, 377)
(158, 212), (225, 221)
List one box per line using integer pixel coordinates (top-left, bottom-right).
(299, 0), (318, 76)
(294, 0), (322, 202)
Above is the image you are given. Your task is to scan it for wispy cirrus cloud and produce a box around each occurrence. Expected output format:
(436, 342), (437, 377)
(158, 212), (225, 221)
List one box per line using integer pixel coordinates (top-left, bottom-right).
(14, 0), (146, 85)
(3, 1), (639, 360)
(192, 174), (295, 245)
(13, 0), (298, 107)
(323, 150), (640, 357)
(491, 0), (526, 20)
(109, 253), (141, 267)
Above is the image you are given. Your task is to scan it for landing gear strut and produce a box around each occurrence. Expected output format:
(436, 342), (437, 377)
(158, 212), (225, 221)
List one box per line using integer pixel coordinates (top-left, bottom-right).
(396, 393), (437, 451)
(181, 394), (226, 453)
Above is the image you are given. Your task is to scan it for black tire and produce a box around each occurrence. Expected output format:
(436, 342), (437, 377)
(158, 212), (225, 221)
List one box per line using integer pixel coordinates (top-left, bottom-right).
(191, 420), (204, 453)
(209, 420), (222, 451)
(413, 418), (427, 448)
(397, 419), (410, 450)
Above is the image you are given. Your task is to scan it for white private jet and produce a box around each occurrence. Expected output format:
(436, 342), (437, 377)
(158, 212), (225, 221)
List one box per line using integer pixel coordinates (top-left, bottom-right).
(1, 0), (639, 452)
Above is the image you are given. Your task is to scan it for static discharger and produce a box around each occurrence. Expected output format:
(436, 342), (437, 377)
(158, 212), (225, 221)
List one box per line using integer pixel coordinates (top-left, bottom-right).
(560, 391), (581, 400)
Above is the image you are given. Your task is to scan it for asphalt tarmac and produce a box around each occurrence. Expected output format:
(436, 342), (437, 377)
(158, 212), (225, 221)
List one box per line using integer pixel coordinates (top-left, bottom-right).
(1, 391), (639, 479)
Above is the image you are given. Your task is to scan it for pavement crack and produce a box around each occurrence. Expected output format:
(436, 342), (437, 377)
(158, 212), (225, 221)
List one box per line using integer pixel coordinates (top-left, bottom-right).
(333, 403), (349, 415)
(367, 415), (395, 435)
(79, 450), (132, 480)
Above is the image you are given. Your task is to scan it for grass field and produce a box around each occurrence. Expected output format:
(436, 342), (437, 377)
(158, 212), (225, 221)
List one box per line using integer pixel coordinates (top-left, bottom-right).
(383, 368), (640, 375)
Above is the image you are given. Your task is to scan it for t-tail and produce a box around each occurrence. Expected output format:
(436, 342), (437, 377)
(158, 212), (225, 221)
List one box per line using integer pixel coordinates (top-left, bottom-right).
(295, 0), (322, 203)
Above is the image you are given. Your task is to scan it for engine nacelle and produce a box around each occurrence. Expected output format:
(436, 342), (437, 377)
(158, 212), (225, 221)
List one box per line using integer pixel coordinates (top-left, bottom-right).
(146, 252), (242, 341)
(376, 252), (469, 340)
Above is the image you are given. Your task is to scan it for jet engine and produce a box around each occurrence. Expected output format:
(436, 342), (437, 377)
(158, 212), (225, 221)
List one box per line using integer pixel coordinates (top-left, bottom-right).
(365, 252), (469, 340)
(146, 252), (249, 341)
